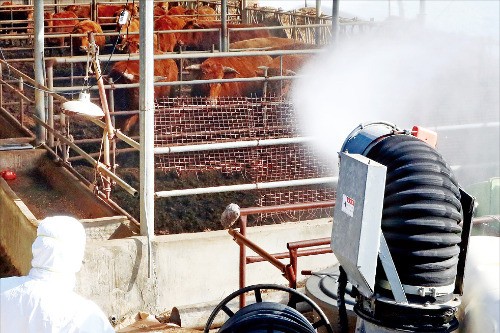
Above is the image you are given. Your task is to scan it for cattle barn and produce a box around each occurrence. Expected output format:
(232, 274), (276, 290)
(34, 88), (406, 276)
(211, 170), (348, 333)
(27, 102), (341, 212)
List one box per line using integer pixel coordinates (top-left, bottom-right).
(0, 0), (386, 330)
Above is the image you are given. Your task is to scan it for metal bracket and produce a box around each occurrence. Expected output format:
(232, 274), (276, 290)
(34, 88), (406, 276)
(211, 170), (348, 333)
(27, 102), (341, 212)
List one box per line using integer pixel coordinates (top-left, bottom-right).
(378, 233), (408, 304)
(377, 280), (455, 297)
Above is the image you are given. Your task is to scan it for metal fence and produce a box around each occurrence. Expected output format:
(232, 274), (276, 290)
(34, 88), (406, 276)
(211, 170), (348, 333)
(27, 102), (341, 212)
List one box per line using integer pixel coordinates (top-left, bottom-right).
(0, 1), (380, 230)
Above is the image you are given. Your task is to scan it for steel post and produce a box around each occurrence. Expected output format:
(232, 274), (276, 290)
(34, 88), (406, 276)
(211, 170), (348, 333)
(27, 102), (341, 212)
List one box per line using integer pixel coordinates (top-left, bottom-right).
(139, 0), (155, 278)
(34, 0), (46, 145)
(315, 0), (321, 45)
(221, 0), (228, 52)
(46, 61), (54, 147)
(241, 0), (248, 24)
(108, 77), (117, 174)
(331, 0), (339, 44)
(18, 77), (24, 126)
(239, 215), (247, 308)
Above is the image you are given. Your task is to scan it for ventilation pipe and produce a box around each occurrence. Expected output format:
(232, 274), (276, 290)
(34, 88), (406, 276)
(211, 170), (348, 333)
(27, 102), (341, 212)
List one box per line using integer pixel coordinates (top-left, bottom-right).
(332, 122), (474, 332)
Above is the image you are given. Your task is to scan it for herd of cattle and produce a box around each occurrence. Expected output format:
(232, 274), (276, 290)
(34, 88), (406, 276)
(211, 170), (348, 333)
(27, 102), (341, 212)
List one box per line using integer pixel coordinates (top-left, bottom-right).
(0, 1), (323, 133)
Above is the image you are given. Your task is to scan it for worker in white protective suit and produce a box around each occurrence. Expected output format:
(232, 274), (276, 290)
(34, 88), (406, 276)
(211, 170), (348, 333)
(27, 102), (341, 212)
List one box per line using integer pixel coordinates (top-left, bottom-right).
(0, 216), (115, 333)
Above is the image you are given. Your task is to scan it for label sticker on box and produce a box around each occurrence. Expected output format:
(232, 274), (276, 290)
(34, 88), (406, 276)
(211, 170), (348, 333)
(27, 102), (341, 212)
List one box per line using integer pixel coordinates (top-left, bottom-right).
(342, 194), (355, 217)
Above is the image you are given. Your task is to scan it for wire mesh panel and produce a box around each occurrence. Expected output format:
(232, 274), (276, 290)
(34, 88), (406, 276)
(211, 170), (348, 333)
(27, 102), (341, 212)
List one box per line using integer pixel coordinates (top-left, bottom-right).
(154, 96), (335, 223)
(154, 96), (298, 146)
(257, 187), (335, 225)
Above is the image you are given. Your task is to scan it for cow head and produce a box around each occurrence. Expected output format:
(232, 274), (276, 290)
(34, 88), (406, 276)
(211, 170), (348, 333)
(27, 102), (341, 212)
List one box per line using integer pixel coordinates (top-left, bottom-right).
(71, 25), (91, 53)
(186, 63), (239, 103)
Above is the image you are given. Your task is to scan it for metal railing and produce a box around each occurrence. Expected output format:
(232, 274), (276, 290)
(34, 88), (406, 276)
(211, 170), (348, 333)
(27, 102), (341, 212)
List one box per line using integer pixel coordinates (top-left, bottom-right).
(228, 200), (335, 307)
(0, 57), (138, 196)
(0, 1), (381, 236)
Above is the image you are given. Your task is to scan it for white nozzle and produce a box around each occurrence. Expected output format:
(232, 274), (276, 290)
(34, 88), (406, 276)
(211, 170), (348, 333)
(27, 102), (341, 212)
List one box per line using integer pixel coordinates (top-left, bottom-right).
(221, 203), (241, 229)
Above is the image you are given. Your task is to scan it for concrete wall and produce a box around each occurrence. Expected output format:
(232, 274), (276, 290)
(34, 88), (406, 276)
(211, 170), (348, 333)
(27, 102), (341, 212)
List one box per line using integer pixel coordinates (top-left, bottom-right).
(1, 150), (337, 327)
(0, 177), (38, 274)
(1, 175), (336, 327)
(77, 219), (336, 325)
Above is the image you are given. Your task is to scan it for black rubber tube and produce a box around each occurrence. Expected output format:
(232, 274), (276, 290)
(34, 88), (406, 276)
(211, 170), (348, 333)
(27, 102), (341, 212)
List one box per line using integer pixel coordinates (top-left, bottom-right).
(365, 135), (463, 287)
(337, 266), (349, 333)
(218, 302), (316, 333)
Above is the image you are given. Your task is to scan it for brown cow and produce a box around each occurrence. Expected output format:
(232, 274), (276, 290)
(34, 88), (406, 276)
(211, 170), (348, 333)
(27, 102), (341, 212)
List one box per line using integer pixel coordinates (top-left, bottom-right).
(154, 15), (186, 52)
(268, 42), (324, 51)
(257, 54), (312, 98)
(229, 37), (296, 50)
(109, 56), (179, 134)
(65, 3), (138, 23)
(197, 6), (217, 20)
(156, 2), (170, 12)
(117, 17), (167, 53)
(268, 54), (311, 72)
(64, 5), (91, 19)
(47, 11), (79, 51)
(98, 4), (138, 30)
(184, 6), (217, 21)
(185, 55), (273, 102)
(166, 6), (187, 17)
(71, 20), (105, 54)
(153, 4), (167, 17)
(179, 20), (272, 51)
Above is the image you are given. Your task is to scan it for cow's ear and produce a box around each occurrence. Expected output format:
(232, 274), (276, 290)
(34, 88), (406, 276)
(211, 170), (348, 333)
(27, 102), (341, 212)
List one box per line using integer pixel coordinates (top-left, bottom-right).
(222, 66), (239, 75)
(284, 69), (297, 76)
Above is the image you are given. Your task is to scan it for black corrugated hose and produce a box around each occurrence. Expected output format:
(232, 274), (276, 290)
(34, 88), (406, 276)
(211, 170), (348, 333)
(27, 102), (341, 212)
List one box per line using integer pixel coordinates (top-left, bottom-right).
(218, 302), (316, 333)
(337, 265), (349, 333)
(365, 135), (462, 288)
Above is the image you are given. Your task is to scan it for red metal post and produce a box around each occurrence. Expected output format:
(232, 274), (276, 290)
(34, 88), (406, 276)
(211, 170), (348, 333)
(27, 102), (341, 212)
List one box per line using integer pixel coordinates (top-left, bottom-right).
(239, 215), (247, 308)
(231, 201), (336, 308)
(289, 248), (298, 289)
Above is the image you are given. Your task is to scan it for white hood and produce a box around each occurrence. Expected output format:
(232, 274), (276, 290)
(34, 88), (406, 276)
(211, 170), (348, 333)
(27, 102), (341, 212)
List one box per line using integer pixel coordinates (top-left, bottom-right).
(1, 216), (115, 333)
(30, 216), (86, 276)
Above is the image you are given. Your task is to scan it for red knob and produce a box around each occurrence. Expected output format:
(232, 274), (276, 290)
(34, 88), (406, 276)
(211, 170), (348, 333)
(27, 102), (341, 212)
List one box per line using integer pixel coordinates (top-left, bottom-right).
(1, 170), (16, 180)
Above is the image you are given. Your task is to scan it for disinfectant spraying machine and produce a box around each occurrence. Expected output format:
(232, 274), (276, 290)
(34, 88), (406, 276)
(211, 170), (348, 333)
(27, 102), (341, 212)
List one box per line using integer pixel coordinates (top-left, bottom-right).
(331, 122), (474, 333)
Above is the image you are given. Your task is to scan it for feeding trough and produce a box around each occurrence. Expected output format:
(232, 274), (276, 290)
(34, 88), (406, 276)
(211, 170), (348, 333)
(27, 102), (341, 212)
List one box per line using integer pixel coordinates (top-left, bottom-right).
(0, 148), (138, 272)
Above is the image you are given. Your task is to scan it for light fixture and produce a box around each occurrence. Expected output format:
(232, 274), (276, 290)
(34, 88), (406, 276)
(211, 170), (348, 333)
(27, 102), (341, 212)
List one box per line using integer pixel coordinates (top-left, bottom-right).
(61, 91), (105, 118)
(59, 32), (116, 200)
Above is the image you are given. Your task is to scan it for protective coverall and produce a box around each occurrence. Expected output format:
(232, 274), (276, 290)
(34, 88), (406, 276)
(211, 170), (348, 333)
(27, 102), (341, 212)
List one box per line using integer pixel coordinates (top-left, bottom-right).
(0, 216), (115, 333)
